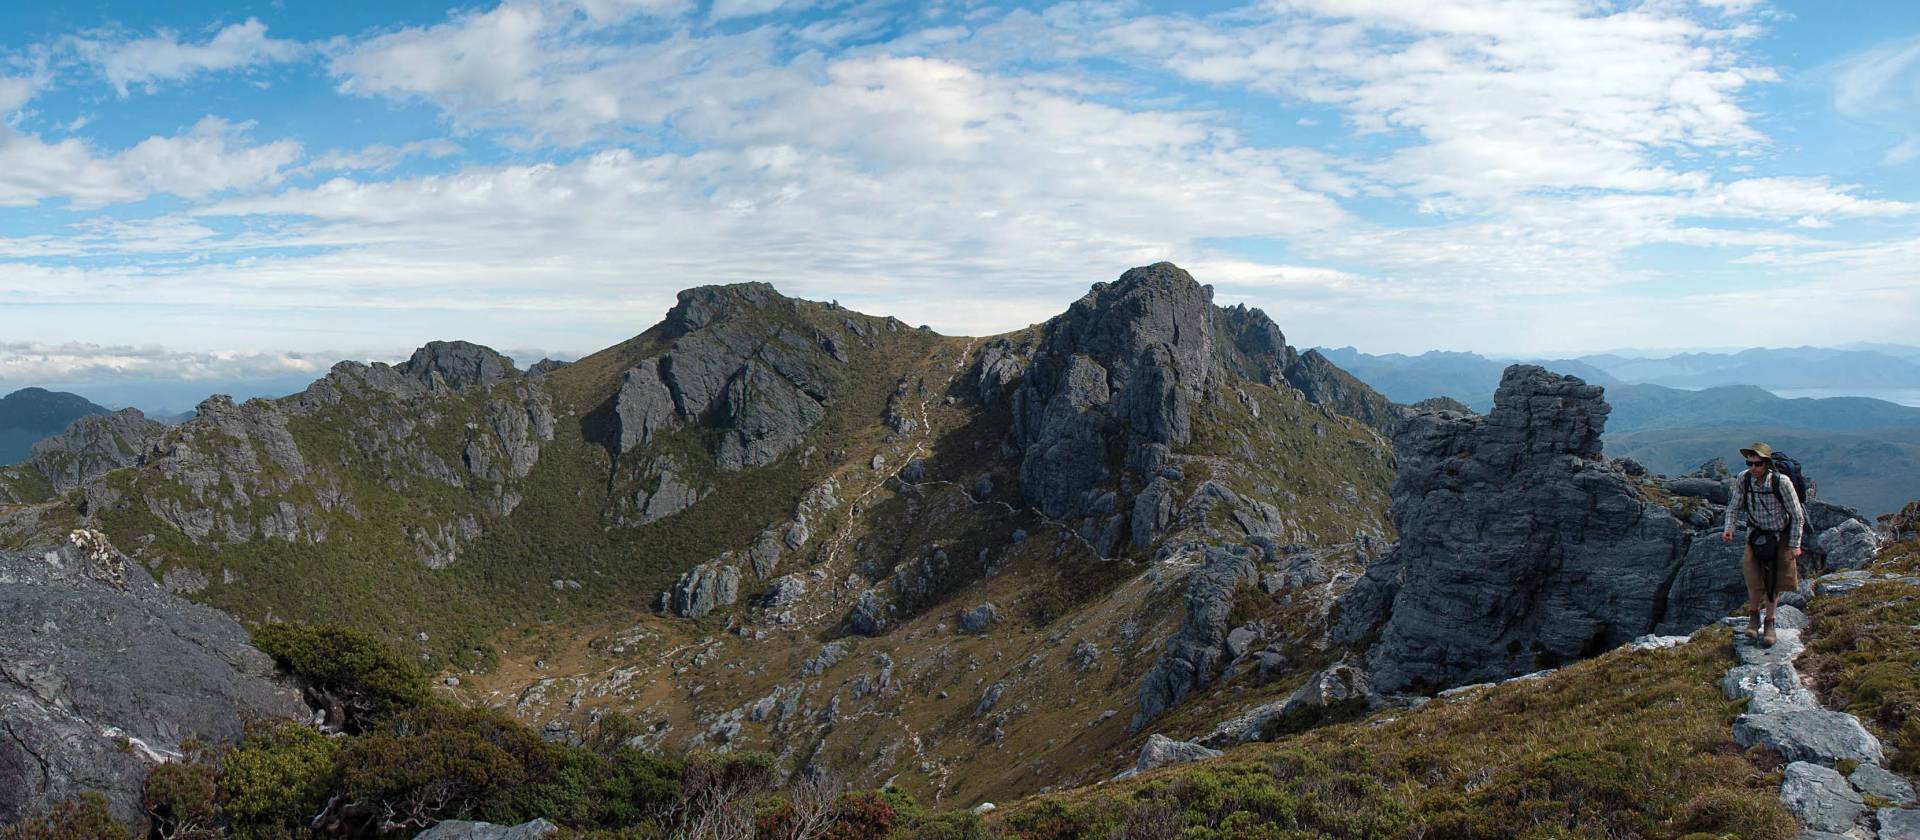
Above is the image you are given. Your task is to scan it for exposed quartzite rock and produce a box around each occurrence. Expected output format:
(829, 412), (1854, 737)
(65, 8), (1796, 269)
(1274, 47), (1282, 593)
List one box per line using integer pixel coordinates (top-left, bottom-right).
(1816, 520), (1881, 571)
(662, 561), (741, 618)
(610, 285), (840, 469)
(848, 590), (890, 636)
(25, 408), (164, 493)
(1879, 807), (1920, 840)
(1354, 365), (1739, 694)
(959, 602), (1000, 633)
(0, 540), (308, 826)
(1132, 546), (1255, 730)
(1279, 348), (1399, 436)
(615, 361), (676, 454)
(415, 819), (560, 839)
(973, 338), (1028, 403)
(1733, 709), (1883, 765)
(1211, 305), (1397, 434)
(398, 340), (521, 392)
(715, 361), (828, 471)
(1848, 762), (1916, 806)
(1199, 658), (1369, 747)
(1135, 734), (1221, 771)
(1778, 762), (1865, 835)
(1009, 263), (1212, 523)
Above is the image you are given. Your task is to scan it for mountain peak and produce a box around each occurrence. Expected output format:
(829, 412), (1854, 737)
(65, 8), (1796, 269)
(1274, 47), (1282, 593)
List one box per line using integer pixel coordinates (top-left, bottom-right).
(665, 282), (789, 333)
(397, 340), (521, 392)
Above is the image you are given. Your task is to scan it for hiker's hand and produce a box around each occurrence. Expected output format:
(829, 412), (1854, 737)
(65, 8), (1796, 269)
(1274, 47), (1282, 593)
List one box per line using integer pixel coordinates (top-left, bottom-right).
(1721, 529), (1733, 543)
(1787, 547), (1801, 562)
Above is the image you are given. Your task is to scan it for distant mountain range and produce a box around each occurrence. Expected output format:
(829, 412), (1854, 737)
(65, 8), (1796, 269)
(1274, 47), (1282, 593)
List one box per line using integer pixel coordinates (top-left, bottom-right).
(1319, 344), (1920, 404)
(1318, 347), (1920, 516)
(0, 388), (110, 466)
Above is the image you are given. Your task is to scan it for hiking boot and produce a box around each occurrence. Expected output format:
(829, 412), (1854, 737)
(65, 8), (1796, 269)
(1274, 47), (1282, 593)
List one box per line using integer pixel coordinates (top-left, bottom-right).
(1746, 611), (1762, 639)
(1762, 620), (1777, 647)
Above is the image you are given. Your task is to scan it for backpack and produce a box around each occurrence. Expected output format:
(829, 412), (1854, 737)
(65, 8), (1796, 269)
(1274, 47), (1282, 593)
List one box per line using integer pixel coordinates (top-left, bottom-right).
(1743, 453), (1814, 536)
(1766, 453), (1813, 504)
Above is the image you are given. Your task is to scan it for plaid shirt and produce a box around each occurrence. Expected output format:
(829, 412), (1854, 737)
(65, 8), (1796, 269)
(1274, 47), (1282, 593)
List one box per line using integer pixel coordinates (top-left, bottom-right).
(1725, 468), (1806, 549)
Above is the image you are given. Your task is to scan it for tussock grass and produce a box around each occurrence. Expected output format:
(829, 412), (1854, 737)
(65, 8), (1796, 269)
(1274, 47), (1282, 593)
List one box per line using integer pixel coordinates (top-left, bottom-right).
(1000, 625), (1797, 840)
(1802, 537), (1920, 773)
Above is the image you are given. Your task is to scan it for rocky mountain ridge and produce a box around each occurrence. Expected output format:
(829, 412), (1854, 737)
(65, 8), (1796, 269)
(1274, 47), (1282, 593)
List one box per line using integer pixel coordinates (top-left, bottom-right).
(0, 263), (1840, 828)
(0, 263), (1407, 808)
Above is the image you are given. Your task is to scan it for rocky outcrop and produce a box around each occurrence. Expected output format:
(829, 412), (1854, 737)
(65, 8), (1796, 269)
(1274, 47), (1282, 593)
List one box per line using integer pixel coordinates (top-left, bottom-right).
(0, 534), (308, 825)
(416, 819), (559, 839)
(24, 408), (164, 493)
(397, 340), (521, 392)
(1280, 349), (1399, 435)
(1134, 734), (1221, 772)
(609, 285), (846, 471)
(1132, 546), (1256, 730)
(1349, 365), (1745, 694)
(1199, 658), (1371, 747)
(661, 561), (741, 619)
(1009, 263), (1213, 524)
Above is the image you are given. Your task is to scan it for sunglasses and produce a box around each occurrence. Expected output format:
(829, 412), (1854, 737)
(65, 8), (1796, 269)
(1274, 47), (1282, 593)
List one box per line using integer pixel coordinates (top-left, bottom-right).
(1746, 459), (1767, 467)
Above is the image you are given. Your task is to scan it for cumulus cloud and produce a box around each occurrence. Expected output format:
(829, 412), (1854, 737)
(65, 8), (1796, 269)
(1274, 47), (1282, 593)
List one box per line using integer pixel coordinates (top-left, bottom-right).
(71, 18), (307, 96)
(4, 1), (1916, 357)
(0, 113), (301, 208)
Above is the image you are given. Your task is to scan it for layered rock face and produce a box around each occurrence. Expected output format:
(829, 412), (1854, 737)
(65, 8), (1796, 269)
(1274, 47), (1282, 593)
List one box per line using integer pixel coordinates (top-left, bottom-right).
(24, 408), (164, 493)
(613, 284), (848, 472)
(1347, 366), (1733, 694)
(398, 340), (522, 392)
(1008, 262), (1213, 525)
(0, 534), (307, 825)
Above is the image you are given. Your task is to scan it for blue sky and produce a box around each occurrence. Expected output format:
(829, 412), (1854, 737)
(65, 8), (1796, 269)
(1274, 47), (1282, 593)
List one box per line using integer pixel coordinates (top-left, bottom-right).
(1, 0), (1917, 406)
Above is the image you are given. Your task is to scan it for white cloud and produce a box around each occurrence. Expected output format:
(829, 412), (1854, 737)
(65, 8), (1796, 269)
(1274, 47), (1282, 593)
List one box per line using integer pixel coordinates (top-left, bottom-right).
(0, 115), (301, 208)
(710, 0), (817, 22)
(1828, 34), (1920, 164)
(0, 341), (344, 385)
(304, 139), (463, 174)
(117, 117), (302, 198)
(0, 76), (35, 115)
(72, 18), (307, 96)
(1102, 0), (1777, 201)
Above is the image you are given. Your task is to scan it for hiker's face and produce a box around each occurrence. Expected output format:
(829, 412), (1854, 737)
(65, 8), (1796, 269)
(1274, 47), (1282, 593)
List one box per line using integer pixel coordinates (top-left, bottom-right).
(1746, 457), (1768, 473)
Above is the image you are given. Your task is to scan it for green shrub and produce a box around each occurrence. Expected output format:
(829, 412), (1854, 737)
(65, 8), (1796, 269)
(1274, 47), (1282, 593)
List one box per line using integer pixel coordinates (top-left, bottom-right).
(219, 720), (340, 839)
(0, 794), (134, 840)
(251, 623), (431, 732)
(329, 704), (548, 833)
(142, 760), (220, 839)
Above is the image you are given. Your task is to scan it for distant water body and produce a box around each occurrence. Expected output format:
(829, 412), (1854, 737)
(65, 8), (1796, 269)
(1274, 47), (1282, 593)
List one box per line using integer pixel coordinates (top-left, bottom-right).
(1767, 388), (1920, 407)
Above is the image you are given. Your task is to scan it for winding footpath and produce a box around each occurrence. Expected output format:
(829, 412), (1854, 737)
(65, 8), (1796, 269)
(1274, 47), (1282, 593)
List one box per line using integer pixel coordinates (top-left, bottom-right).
(1717, 570), (1920, 840)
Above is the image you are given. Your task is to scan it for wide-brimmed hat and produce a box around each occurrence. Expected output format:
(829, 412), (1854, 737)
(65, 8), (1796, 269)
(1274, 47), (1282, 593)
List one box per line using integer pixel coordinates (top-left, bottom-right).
(1739, 442), (1774, 461)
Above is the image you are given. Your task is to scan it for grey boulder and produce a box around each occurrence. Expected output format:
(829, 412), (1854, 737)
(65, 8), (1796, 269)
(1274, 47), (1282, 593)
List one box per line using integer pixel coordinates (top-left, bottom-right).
(0, 539), (308, 825)
(1136, 734), (1221, 771)
(1849, 762), (1916, 806)
(1778, 762), (1864, 835)
(1733, 709), (1883, 765)
(1816, 519), (1881, 571)
(415, 819), (560, 839)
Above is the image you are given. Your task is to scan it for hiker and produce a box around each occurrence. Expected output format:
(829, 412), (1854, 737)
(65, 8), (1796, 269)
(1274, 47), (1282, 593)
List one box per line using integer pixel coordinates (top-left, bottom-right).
(1721, 442), (1805, 646)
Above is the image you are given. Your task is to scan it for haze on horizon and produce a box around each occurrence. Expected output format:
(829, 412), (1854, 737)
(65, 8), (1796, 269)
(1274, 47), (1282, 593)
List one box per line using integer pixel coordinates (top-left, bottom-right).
(2, 0), (1918, 396)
